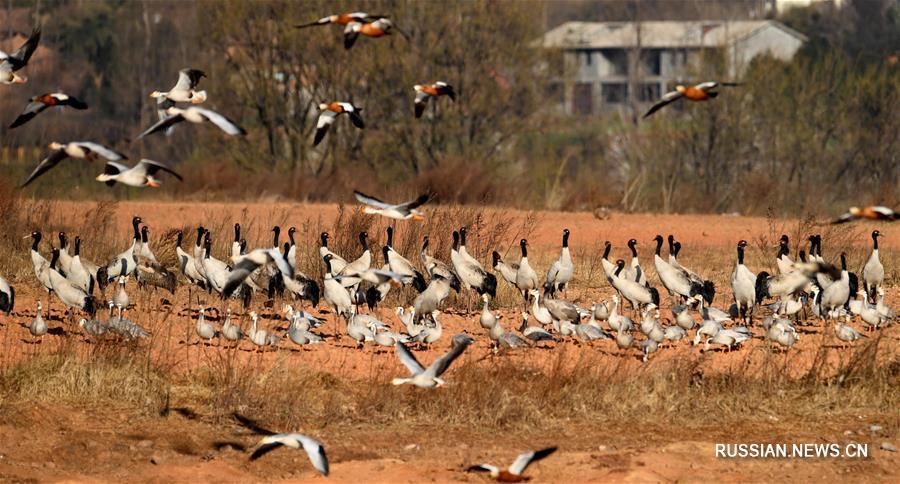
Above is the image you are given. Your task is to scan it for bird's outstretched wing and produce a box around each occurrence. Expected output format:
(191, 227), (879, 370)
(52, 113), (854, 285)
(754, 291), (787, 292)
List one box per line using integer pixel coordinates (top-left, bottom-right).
(830, 212), (856, 225)
(398, 193), (431, 211)
(9, 101), (47, 128)
(509, 447), (558, 475)
(313, 110), (337, 146)
(353, 190), (391, 209)
(394, 341), (426, 376)
(195, 108), (246, 135)
(20, 149), (68, 187)
(424, 334), (474, 378)
(7, 27), (41, 69)
(137, 115), (185, 139)
(643, 91), (683, 118)
(175, 68), (205, 91)
(138, 159), (183, 180)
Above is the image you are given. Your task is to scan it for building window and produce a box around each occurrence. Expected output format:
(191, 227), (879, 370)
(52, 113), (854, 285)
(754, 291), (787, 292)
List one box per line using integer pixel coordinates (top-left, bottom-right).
(572, 82), (593, 115)
(602, 83), (628, 104)
(600, 49), (628, 76)
(637, 83), (661, 102)
(641, 49), (661, 76)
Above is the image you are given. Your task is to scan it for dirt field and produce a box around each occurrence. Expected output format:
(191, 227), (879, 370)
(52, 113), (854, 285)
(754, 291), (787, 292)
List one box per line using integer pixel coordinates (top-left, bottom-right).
(0, 201), (898, 482)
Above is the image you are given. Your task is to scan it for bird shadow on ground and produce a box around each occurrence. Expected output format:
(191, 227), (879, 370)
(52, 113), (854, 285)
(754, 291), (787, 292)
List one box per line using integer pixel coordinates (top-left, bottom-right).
(233, 413), (275, 436)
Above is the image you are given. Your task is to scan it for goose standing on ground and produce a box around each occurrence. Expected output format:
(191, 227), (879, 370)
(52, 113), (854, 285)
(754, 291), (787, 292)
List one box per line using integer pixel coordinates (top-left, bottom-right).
(514, 239), (538, 308)
(0, 27), (40, 85)
(313, 102), (364, 146)
(420, 235), (461, 292)
(354, 190), (430, 220)
(834, 315), (866, 346)
(137, 106), (246, 139)
(221, 309), (244, 346)
(479, 294), (499, 330)
(249, 433), (330, 476)
(29, 302), (47, 342)
(9, 93), (87, 128)
(0, 274), (13, 314)
(776, 235), (794, 275)
(467, 447), (558, 482)
(413, 81), (456, 118)
(450, 230), (497, 306)
(862, 230), (883, 302)
(20, 141), (127, 187)
(95, 159), (183, 188)
(820, 253), (851, 322)
(731, 240), (757, 323)
(544, 229), (574, 297)
(642, 81), (740, 118)
(343, 18), (408, 49)
(392, 333), (474, 388)
(248, 311), (280, 350)
(831, 206), (900, 224)
(195, 307), (219, 343)
(384, 227), (427, 292)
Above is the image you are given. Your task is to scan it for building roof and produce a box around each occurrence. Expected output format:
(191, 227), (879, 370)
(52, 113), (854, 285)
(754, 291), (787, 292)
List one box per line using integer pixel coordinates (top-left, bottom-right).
(539, 20), (807, 49)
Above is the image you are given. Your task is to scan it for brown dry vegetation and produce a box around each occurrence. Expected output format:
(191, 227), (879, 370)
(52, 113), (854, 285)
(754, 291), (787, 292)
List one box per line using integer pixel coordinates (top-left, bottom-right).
(0, 196), (898, 481)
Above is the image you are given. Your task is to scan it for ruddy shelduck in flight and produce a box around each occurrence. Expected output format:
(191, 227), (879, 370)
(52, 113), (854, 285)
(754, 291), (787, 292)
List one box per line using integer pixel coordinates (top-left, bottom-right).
(414, 82), (456, 118)
(643, 81), (740, 118)
(344, 18), (408, 49)
(9, 93), (88, 128)
(467, 447), (558, 482)
(314, 102), (364, 146)
(832, 206), (900, 224)
(295, 12), (386, 28)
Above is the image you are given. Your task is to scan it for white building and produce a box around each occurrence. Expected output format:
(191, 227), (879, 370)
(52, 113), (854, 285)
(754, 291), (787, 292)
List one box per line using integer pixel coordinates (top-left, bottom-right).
(539, 20), (807, 115)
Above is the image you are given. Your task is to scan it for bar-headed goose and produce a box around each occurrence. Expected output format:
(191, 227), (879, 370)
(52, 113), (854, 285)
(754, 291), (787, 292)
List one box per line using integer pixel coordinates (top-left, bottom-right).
(544, 229), (574, 297)
(0, 27), (40, 85)
(731, 240), (756, 323)
(313, 102), (364, 146)
(95, 159), (182, 188)
(354, 190), (429, 220)
(249, 432), (329, 476)
(467, 447), (557, 482)
(862, 230), (883, 302)
(20, 141), (127, 187)
(392, 333), (474, 388)
(137, 106), (246, 139)
(150, 68), (206, 104)
(0, 274), (13, 315)
(29, 302), (47, 342)
(9, 93), (87, 129)
(413, 81), (456, 118)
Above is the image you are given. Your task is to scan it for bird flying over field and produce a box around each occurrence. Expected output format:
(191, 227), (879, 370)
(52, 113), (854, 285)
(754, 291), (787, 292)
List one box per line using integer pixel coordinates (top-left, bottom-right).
(9, 93), (88, 128)
(353, 190), (430, 221)
(642, 81), (740, 118)
(0, 27), (41, 85)
(151, 68), (207, 135)
(467, 447), (558, 482)
(95, 159), (183, 188)
(392, 333), (474, 388)
(314, 102), (364, 146)
(414, 82), (456, 118)
(344, 18), (408, 49)
(136, 106), (245, 139)
(295, 12), (386, 28)
(832, 206), (900, 224)
(249, 432), (329, 476)
(21, 141), (127, 187)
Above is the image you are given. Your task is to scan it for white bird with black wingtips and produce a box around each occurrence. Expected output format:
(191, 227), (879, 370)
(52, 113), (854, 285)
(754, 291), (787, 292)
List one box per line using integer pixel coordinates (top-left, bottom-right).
(392, 333), (474, 388)
(95, 159), (183, 188)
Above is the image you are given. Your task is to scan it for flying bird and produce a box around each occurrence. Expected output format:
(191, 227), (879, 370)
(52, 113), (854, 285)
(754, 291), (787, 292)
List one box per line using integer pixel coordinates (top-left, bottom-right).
(0, 27), (41, 85)
(95, 159), (183, 187)
(353, 190), (430, 221)
(249, 433), (329, 476)
(467, 447), (558, 482)
(392, 333), (474, 388)
(832, 206), (900, 224)
(344, 18), (408, 49)
(642, 81), (740, 118)
(136, 106), (245, 139)
(150, 68), (207, 135)
(9, 93), (88, 128)
(313, 102), (364, 146)
(20, 141), (127, 187)
(414, 82), (456, 118)
(295, 12), (386, 28)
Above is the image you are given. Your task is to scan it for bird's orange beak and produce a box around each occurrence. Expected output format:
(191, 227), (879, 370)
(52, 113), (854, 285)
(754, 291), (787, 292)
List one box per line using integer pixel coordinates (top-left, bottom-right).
(146, 179), (161, 188)
(412, 213), (425, 221)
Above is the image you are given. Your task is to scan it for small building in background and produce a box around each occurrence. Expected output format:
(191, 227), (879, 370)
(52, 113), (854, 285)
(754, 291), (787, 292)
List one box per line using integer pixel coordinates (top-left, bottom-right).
(538, 20), (806, 116)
